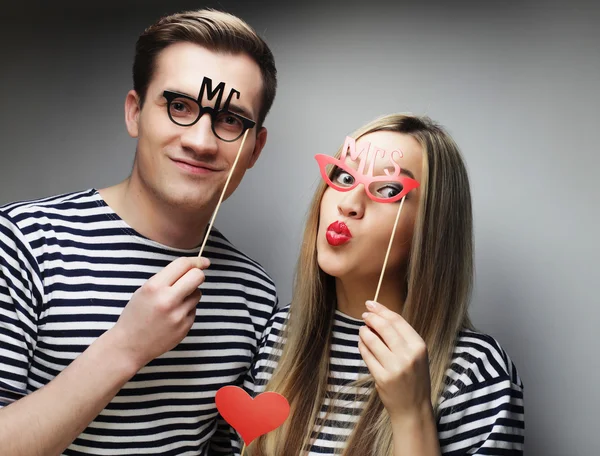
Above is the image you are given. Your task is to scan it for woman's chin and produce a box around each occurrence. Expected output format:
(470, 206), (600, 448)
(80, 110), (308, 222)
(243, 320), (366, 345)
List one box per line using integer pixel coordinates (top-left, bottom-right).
(316, 254), (352, 280)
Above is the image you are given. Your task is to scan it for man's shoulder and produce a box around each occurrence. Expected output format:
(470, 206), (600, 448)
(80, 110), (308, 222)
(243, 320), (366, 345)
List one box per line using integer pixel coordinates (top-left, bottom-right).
(205, 228), (278, 319)
(1, 188), (102, 227)
(208, 227), (277, 289)
(0, 190), (100, 283)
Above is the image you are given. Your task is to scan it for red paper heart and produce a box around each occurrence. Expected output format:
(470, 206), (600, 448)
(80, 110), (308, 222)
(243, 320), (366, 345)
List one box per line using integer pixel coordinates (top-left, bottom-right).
(215, 385), (290, 446)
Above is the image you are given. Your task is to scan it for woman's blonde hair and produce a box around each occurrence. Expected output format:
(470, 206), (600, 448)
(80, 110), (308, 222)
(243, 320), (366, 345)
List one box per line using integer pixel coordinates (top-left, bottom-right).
(250, 113), (474, 455)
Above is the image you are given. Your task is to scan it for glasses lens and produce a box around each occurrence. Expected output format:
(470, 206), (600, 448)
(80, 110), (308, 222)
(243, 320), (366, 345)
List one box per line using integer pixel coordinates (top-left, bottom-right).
(168, 96), (200, 126)
(324, 163), (356, 189)
(213, 111), (245, 141)
(368, 180), (405, 202)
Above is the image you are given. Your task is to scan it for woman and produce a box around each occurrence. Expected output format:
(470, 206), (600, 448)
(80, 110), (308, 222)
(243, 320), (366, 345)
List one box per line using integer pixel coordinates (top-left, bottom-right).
(237, 114), (524, 455)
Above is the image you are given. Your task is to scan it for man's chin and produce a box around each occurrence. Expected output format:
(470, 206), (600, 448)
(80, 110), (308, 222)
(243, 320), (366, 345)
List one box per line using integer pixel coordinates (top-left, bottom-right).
(158, 188), (217, 213)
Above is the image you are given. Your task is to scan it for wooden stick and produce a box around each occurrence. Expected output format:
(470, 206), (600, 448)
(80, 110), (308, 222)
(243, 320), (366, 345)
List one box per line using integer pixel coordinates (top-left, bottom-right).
(240, 443), (246, 456)
(373, 196), (406, 302)
(198, 129), (250, 258)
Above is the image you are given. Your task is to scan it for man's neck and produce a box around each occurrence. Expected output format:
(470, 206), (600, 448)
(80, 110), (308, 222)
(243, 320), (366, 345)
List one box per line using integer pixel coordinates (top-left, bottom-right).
(98, 178), (212, 250)
(335, 271), (406, 319)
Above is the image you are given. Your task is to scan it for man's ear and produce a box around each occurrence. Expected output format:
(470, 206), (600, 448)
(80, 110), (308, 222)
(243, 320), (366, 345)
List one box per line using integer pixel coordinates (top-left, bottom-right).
(124, 90), (141, 138)
(247, 127), (268, 169)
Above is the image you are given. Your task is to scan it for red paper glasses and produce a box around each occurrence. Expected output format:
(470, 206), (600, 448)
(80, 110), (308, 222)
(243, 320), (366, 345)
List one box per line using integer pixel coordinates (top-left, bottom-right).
(315, 152), (420, 204)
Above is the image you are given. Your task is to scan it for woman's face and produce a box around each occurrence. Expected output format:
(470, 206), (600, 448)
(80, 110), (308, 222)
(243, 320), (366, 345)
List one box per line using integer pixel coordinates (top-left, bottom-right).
(317, 131), (424, 282)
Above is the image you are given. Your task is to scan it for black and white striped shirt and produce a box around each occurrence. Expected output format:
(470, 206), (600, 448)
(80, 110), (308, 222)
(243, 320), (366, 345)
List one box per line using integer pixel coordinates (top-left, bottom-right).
(0, 189), (278, 455)
(236, 306), (524, 455)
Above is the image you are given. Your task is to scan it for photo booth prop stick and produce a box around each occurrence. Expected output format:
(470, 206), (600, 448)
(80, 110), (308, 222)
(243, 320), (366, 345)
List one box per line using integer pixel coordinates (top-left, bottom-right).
(216, 385), (290, 456)
(162, 76), (256, 258)
(315, 136), (420, 301)
(373, 195), (406, 302)
(198, 129), (249, 258)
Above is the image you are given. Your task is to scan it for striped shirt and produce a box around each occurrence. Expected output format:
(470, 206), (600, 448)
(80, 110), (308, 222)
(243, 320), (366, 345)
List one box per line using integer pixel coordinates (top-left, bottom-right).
(235, 306), (524, 455)
(0, 189), (278, 456)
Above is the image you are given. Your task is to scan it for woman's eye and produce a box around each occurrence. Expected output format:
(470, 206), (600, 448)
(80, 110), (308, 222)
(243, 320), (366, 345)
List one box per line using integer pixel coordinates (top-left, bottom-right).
(334, 170), (355, 187)
(378, 184), (403, 199)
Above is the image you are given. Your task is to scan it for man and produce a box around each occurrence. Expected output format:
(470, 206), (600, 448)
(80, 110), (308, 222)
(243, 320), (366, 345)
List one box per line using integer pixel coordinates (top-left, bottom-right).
(0, 9), (277, 455)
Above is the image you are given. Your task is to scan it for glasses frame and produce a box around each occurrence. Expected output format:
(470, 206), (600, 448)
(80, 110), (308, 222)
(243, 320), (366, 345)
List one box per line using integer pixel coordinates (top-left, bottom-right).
(315, 154), (420, 203)
(163, 90), (256, 142)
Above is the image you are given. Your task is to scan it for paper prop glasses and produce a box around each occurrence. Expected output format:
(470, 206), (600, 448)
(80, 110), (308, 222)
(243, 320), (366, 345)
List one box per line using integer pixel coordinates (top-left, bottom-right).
(315, 136), (420, 203)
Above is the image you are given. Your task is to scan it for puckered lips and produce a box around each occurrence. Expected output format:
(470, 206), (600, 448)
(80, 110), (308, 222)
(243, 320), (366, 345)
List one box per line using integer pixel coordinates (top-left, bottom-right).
(326, 220), (352, 246)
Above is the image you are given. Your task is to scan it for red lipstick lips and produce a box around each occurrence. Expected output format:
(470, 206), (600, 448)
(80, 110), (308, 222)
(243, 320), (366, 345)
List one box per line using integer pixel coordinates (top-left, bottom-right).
(326, 221), (352, 246)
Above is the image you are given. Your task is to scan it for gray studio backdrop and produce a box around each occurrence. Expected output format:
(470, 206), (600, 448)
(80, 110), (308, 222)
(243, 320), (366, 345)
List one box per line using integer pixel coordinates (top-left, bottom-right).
(1, 1), (598, 454)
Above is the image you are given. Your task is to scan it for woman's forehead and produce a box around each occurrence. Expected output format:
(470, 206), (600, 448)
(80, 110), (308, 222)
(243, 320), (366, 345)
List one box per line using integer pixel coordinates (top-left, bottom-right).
(339, 132), (423, 180)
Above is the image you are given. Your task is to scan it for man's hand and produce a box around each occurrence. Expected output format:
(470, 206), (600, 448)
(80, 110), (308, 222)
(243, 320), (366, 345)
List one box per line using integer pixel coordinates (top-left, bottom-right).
(110, 256), (210, 370)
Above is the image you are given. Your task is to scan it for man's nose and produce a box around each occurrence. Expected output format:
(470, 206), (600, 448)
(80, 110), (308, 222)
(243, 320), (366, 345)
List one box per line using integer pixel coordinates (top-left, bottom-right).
(180, 113), (219, 155)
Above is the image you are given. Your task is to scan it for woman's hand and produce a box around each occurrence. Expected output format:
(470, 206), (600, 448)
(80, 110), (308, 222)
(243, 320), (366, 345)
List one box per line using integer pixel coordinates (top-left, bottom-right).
(358, 300), (432, 422)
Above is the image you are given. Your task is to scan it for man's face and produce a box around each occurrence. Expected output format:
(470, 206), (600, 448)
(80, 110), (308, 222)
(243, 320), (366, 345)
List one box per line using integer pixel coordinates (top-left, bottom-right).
(125, 42), (267, 213)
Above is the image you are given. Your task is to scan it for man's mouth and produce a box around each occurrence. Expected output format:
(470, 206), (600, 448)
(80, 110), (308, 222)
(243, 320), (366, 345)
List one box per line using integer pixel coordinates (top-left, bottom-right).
(171, 158), (220, 175)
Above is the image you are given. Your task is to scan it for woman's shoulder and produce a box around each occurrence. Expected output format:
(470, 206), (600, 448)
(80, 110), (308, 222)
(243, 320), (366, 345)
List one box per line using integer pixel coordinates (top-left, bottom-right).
(440, 328), (524, 404)
(437, 329), (525, 452)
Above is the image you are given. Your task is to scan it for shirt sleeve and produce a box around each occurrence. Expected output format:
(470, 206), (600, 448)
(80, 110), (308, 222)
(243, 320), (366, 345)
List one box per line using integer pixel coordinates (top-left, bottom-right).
(437, 333), (525, 455)
(207, 416), (235, 456)
(0, 211), (43, 407)
(215, 305), (287, 456)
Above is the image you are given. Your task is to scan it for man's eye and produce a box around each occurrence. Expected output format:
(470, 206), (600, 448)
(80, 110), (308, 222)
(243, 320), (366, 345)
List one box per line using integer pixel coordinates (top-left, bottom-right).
(169, 99), (195, 117)
(215, 112), (243, 130)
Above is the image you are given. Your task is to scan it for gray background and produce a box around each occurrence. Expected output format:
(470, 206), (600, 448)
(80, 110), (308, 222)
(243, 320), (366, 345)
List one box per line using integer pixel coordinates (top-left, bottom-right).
(1, 1), (598, 454)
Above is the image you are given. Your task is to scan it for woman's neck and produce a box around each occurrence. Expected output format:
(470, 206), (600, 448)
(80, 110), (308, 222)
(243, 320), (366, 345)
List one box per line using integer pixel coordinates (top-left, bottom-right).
(335, 272), (406, 319)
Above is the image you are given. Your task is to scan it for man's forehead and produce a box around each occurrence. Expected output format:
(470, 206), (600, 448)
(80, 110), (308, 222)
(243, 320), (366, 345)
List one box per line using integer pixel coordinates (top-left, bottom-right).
(153, 43), (262, 116)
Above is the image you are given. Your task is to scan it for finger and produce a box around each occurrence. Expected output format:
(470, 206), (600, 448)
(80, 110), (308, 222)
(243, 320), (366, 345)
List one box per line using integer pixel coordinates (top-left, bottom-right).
(171, 268), (205, 302)
(176, 291), (201, 323)
(365, 300), (421, 345)
(359, 325), (397, 371)
(148, 257), (208, 288)
(362, 311), (407, 351)
(186, 288), (202, 304)
(358, 338), (386, 380)
(183, 290), (202, 313)
(175, 300), (198, 336)
(197, 256), (211, 270)
(186, 306), (197, 320)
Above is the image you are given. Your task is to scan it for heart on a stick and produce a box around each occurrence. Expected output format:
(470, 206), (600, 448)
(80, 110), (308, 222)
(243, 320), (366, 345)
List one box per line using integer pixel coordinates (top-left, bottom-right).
(215, 385), (290, 446)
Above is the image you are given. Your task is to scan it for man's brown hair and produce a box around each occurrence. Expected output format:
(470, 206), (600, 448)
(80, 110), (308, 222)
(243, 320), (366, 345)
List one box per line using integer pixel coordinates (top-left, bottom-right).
(133, 9), (277, 128)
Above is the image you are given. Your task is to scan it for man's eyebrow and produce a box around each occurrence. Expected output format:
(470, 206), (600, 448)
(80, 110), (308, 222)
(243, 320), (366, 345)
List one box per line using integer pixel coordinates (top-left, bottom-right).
(163, 89), (195, 100)
(226, 103), (254, 120)
(162, 89), (254, 120)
